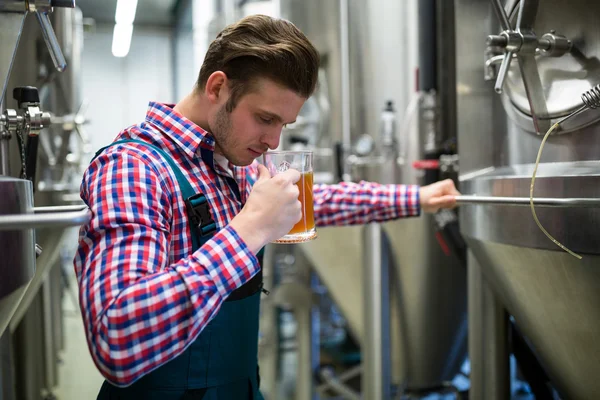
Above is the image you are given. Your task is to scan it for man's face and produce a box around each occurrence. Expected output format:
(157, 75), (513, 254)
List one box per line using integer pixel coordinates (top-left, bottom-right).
(209, 78), (306, 166)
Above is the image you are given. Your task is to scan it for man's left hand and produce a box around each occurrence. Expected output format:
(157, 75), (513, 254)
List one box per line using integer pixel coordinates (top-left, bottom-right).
(419, 179), (461, 213)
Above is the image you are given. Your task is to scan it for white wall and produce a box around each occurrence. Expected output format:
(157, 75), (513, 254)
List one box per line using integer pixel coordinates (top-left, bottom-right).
(174, 0), (195, 100)
(173, 0), (217, 100)
(81, 23), (174, 153)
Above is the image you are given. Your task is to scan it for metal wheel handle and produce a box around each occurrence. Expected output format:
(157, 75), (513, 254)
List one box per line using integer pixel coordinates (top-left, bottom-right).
(487, 0), (551, 134)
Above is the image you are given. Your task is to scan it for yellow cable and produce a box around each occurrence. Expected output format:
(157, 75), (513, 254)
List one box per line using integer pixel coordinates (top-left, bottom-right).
(530, 122), (582, 259)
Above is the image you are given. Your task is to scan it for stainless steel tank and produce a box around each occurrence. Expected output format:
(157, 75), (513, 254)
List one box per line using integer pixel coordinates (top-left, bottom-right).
(0, 177), (35, 337)
(5, 7), (85, 326)
(456, 0), (600, 399)
(1, 5), (84, 398)
(282, 0), (468, 392)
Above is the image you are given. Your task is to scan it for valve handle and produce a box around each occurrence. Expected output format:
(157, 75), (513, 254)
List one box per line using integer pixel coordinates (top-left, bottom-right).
(36, 11), (67, 72)
(488, 0), (550, 134)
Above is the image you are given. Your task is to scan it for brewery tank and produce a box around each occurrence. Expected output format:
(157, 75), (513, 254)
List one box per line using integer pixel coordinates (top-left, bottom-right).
(281, 0), (468, 392)
(456, 0), (600, 399)
(0, 4), (89, 398)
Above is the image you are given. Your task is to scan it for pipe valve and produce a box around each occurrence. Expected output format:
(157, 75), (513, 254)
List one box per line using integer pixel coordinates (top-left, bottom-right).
(485, 0), (573, 134)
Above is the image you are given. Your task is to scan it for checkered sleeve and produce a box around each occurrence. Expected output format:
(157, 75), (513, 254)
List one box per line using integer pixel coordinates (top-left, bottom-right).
(73, 150), (259, 387)
(313, 181), (421, 226)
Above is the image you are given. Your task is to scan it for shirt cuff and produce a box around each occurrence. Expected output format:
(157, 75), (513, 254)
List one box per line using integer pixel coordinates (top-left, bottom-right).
(193, 225), (260, 299)
(395, 184), (421, 217)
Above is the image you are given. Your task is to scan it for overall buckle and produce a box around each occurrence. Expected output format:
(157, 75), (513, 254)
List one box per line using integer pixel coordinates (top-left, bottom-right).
(185, 194), (217, 237)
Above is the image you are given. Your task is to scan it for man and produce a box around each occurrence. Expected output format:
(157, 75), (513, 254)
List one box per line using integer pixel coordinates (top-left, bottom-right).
(75, 14), (460, 400)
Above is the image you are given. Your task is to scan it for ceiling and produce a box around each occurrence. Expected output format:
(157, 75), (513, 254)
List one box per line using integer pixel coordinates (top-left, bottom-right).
(75, 0), (180, 27)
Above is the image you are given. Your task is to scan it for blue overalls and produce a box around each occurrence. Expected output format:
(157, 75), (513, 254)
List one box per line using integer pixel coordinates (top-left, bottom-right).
(93, 139), (265, 400)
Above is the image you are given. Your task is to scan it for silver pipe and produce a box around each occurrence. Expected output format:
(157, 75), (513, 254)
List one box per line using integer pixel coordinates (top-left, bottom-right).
(42, 277), (57, 390)
(0, 207), (91, 230)
(35, 11), (67, 72)
(317, 367), (361, 400)
(490, 0), (511, 31)
(339, 0), (351, 178)
(271, 279), (316, 400)
(456, 195), (600, 207)
(363, 223), (392, 400)
(316, 365), (362, 393)
(296, 297), (314, 400)
(0, 136), (9, 175)
(34, 205), (86, 213)
(468, 251), (510, 399)
(0, 102), (9, 175)
(308, 272), (320, 400)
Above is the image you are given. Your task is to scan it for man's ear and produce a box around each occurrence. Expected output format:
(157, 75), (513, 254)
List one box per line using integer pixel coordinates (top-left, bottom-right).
(205, 71), (228, 105)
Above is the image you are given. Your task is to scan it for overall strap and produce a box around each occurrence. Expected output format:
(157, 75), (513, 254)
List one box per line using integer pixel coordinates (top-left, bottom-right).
(93, 138), (265, 299)
(93, 139), (217, 251)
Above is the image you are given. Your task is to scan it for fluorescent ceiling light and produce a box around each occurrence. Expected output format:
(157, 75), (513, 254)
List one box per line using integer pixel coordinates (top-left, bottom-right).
(112, 0), (137, 58)
(112, 23), (134, 58)
(115, 0), (138, 25)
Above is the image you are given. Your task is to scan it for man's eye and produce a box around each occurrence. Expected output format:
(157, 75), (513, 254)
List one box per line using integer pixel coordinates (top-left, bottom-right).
(260, 117), (273, 124)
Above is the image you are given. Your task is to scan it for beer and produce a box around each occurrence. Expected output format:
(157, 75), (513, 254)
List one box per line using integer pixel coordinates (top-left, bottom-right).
(263, 150), (317, 243)
(288, 172), (315, 235)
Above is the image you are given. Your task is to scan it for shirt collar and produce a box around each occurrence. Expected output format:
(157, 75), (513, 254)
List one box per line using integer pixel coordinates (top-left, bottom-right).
(144, 101), (215, 160)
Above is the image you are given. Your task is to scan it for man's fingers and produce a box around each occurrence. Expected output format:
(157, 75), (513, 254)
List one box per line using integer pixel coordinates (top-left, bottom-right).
(280, 168), (301, 184)
(257, 164), (272, 181)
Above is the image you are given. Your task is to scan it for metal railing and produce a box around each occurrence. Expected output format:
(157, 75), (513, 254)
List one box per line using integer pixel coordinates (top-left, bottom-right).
(0, 205), (91, 230)
(456, 195), (600, 208)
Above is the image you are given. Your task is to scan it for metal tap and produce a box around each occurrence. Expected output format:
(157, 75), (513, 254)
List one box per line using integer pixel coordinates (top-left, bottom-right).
(1, 87), (51, 181)
(486, 0), (572, 134)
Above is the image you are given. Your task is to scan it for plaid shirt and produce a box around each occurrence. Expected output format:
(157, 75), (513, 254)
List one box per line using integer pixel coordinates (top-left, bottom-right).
(74, 102), (420, 386)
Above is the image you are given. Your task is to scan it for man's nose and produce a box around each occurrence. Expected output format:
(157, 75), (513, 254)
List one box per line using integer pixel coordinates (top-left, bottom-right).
(261, 128), (281, 150)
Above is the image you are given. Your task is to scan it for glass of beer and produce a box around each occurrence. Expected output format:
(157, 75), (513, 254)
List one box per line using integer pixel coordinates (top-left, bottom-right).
(262, 151), (317, 243)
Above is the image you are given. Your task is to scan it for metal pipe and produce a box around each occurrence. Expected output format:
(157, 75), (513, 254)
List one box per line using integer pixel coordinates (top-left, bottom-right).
(0, 102), (9, 175)
(0, 138), (8, 175)
(437, 0), (457, 146)
(468, 251), (510, 400)
(491, 0), (511, 31)
(271, 279), (316, 400)
(456, 195), (600, 207)
(316, 365), (362, 393)
(34, 204), (86, 213)
(42, 277), (57, 391)
(339, 0), (351, 179)
(418, 0), (437, 91)
(295, 293), (314, 400)
(35, 11), (67, 72)
(308, 273), (320, 400)
(317, 364), (363, 392)
(0, 207), (91, 230)
(317, 367), (361, 400)
(363, 223), (392, 400)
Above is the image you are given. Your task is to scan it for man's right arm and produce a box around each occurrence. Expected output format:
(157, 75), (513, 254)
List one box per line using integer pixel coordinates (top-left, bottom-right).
(74, 150), (260, 388)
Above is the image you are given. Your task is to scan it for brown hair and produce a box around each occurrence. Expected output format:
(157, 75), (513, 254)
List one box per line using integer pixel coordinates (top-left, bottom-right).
(197, 14), (320, 112)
